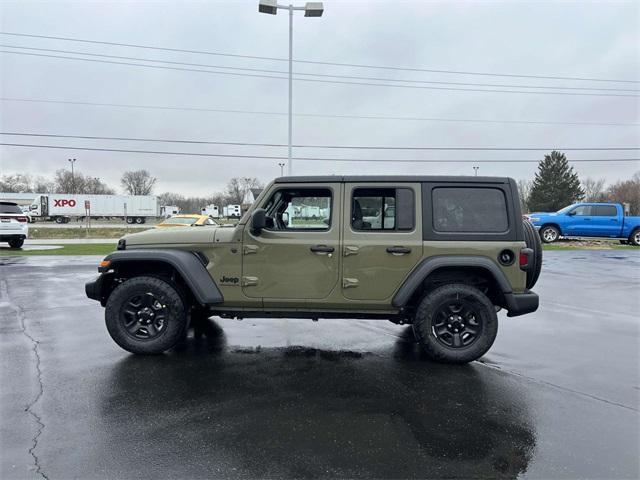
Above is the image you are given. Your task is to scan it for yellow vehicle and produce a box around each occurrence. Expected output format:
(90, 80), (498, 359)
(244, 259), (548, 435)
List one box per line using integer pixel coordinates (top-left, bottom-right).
(155, 214), (218, 228)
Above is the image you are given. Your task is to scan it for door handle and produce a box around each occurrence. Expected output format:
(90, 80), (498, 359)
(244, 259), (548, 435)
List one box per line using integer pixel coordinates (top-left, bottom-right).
(386, 246), (411, 255)
(310, 245), (335, 254)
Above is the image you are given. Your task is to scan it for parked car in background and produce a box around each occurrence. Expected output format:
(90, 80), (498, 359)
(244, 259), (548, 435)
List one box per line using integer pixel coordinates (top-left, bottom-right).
(155, 214), (218, 228)
(527, 202), (640, 245)
(0, 201), (29, 249)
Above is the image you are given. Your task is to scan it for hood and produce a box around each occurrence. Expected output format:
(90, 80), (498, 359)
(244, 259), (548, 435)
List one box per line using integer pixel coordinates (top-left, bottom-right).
(528, 212), (557, 217)
(123, 225), (239, 246)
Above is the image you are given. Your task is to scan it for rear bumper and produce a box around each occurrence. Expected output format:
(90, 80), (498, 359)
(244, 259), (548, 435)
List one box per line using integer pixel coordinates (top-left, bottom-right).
(0, 234), (26, 241)
(504, 291), (539, 317)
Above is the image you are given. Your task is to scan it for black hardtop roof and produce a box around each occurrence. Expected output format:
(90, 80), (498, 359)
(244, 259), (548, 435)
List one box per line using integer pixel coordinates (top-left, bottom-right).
(274, 175), (512, 184)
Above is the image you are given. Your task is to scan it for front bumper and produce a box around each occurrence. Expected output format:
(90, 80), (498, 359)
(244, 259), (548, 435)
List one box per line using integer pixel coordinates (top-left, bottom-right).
(504, 291), (539, 317)
(85, 275), (105, 303)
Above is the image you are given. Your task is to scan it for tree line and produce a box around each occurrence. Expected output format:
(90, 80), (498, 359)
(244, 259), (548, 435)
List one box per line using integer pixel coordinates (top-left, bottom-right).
(518, 151), (640, 215)
(0, 169), (263, 214)
(2, 154), (637, 214)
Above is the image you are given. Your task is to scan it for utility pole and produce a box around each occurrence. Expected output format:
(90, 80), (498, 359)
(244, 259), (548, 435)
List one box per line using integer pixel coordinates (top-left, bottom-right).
(258, 1), (324, 176)
(68, 158), (76, 193)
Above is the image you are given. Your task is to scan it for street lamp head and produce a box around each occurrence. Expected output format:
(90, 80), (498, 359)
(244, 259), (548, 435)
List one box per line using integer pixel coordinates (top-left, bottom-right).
(304, 2), (324, 17)
(258, 0), (278, 15)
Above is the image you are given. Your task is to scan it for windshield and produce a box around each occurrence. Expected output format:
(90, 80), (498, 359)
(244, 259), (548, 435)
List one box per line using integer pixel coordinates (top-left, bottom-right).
(0, 203), (22, 214)
(162, 217), (198, 225)
(556, 205), (576, 214)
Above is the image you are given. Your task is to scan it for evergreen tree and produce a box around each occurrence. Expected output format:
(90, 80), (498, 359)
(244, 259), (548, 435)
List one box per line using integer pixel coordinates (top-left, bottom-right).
(528, 151), (584, 212)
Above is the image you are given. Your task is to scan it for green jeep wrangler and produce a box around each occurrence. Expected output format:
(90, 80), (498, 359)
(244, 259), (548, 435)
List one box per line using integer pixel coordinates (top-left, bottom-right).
(86, 176), (541, 364)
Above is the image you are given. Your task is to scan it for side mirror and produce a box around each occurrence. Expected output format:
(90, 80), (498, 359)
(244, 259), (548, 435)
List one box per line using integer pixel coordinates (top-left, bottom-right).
(251, 208), (267, 235)
(567, 211), (576, 216)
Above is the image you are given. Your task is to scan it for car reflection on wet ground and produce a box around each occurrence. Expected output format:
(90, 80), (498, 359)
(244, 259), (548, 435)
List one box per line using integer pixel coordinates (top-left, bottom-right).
(1, 251), (638, 479)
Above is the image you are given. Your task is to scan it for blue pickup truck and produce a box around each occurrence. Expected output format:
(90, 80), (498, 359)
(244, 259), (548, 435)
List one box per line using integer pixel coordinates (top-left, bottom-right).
(527, 202), (640, 246)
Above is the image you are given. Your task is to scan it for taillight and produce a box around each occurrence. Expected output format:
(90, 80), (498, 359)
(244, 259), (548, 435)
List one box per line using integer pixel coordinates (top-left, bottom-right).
(17, 216), (28, 223)
(519, 248), (533, 270)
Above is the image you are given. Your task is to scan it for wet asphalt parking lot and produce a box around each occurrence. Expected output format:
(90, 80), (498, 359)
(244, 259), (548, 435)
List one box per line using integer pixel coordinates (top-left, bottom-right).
(1, 250), (638, 479)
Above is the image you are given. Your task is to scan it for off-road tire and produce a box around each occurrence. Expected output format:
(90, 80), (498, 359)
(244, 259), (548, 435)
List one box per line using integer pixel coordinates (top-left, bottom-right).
(522, 219), (542, 289)
(629, 229), (640, 247)
(413, 284), (498, 364)
(8, 238), (24, 249)
(539, 225), (560, 243)
(105, 276), (188, 354)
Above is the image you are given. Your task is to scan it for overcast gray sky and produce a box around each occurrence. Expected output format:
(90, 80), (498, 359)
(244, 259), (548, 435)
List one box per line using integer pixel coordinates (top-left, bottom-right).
(1, 0), (638, 196)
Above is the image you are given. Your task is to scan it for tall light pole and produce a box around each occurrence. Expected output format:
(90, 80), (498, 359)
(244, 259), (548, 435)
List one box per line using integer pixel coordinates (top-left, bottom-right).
(258, 1), (324, 176)
(278, 162), (286, 176)
(68, 158), (76, 193)
(473, 166), (479, 177)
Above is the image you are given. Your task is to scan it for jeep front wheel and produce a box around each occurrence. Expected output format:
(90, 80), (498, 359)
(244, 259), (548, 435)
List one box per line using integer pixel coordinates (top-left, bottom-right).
(412, 284), (498, 364)
(105, 276), (188, 354)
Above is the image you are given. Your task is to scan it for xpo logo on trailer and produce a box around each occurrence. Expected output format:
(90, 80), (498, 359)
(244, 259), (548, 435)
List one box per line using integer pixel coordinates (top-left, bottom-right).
(54, 199), (77, 207)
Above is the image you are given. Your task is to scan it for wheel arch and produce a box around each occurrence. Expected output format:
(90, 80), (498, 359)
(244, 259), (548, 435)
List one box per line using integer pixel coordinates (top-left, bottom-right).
(392, 256), (512, 310)
(92, 249), (223, 306)
(540, 222), (561, 234)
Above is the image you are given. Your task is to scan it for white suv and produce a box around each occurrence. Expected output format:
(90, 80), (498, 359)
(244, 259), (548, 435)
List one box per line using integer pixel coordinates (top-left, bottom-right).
(0, 202), (29, 249)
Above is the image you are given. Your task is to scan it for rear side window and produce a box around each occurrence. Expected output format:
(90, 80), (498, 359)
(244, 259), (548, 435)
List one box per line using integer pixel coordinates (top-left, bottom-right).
(432, 187), (508, 233)
(594, 205), (617, 216)
(0, 203), (22, 214)
(352, 188), (414, 231)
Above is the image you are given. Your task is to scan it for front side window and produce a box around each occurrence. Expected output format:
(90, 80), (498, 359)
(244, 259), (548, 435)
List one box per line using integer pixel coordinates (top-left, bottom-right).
(571, 205), (592, 216)
(352, 188), (415, 231)
(432, 187), (508, 233)
(262, 188), (332, 231)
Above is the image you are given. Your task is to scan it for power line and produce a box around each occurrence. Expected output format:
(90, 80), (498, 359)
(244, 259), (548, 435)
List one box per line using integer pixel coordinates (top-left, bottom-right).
(4, 95), (640, 127)
(3, 44), (637, 93)
(3, 50), (638, 98)
(1, 30), (637, 84)
(2, 132), (638, 151)
(1, 142), (638, 163)
(3, 97), (638, 127)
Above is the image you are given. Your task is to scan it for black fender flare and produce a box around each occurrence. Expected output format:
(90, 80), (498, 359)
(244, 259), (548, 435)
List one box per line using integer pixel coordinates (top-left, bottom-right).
(97, 249), (223, 305)
(392, 255), (512, 308)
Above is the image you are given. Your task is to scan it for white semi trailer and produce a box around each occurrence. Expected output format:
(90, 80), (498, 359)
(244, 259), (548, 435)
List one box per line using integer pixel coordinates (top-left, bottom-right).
(28, 194), (160, 224)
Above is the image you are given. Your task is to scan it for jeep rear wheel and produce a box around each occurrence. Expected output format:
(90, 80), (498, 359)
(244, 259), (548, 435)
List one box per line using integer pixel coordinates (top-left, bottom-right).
(105, 276), (188, 354)
(413, 284), (498, 364)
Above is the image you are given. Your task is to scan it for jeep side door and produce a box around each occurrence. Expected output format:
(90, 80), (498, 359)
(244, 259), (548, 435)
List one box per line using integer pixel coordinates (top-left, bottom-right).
(241, 183), (341, 306)
(341, 182), (423, 301)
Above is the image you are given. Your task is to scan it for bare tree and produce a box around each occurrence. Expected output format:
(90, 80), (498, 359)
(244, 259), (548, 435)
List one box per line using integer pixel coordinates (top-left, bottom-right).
(121, 170), (157, 195)
(0, 173), (34, 192)
(225, 177), (263, 204)
(607, 172), (640, 215)
(582, 177), (607, 202)
(517, 179), (532, 213)
(55, 169), (87, 193)
(85, 177), (115, 195)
